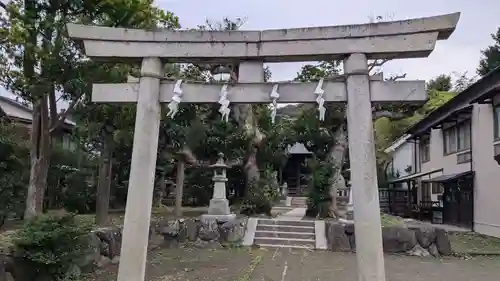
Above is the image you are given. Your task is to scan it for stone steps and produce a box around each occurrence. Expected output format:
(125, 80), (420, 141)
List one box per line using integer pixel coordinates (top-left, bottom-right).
(290, 196), (308, 207)
(254, 230), (315, 240)
(257, 224), (315, 233)
(254, 237), (315, 248)
(259, 219), (314, 227)
(253, 217), (316, 249)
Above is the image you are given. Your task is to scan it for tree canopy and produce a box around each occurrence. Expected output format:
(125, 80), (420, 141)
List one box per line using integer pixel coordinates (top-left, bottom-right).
(478, 27), (500, 76)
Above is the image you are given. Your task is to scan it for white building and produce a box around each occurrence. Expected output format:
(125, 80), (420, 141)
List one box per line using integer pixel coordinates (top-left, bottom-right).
(385, 66), (500, 238)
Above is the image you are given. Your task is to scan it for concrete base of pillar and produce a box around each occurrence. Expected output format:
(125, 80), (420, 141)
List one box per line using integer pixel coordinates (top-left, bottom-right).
(200, 213), (236, 223)
(207, 198), (231, 215)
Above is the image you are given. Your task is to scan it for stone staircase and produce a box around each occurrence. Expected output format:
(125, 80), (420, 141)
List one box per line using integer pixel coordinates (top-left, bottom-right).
(253, 218), (316, 249)
(290, 196), (307, 207)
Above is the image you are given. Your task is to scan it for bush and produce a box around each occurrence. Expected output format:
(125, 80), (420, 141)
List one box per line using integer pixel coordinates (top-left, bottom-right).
(240, 166), (280, 216)
(0, 122), (29, 224)
(13, 213), (93, 280)
(61, 170), (96, 214)
(306, 158), (333, 218)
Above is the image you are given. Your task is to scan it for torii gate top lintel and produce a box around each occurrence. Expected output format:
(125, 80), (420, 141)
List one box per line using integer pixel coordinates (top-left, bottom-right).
(67, 12), (460, 63)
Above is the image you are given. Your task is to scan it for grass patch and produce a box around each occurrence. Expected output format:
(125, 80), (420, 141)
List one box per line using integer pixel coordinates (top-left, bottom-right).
(234, 253), (263, 281)
(380, 213), (404, 227)
(450, 232), (500, 254)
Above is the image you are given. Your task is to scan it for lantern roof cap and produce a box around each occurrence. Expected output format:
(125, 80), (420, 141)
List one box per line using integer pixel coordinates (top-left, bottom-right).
(209, 152), (230, 169)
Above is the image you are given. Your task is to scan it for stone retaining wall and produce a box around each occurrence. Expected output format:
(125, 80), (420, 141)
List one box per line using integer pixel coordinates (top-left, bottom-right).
(0, 217), (247, 280)
(325, 221), (452, 257)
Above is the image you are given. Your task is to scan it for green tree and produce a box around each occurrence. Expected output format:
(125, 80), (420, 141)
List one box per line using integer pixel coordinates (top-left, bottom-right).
(0, 0), (179, 220)
(478, 27), (500, 76)
(426, 74), (452, 91)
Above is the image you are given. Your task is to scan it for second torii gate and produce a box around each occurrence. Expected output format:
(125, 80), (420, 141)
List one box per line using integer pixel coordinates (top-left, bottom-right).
(67, 12), (460, 281)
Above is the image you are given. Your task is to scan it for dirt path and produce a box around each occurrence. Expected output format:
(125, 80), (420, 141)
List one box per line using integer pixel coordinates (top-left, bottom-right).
(87, 247), (500, 281)
(251, 248), (500, 281)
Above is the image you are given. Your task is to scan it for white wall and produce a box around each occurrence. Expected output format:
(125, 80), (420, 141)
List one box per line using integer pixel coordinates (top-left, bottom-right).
(471, 103), (500, 238)
(414, 102), (500, 237)
(391, 141), (414, 190)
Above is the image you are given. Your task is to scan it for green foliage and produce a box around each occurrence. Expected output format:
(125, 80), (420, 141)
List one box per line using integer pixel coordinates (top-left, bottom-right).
(240, 166), (280, 216)
(295, 61), (340, 82)
(426, 74), (452, 91)
(255, 106), (295, 170)
(305, 158), (333, 218)
(0, 121), (29, 223)
(478, 27), (500, 76)
(13, 213), (93, 280)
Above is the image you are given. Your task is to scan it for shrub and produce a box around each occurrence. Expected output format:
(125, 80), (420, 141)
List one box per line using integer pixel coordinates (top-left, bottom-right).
(240, 166), (280, 216)
(13, 213), (93, 280)
(0, 122), (29, 225)
(306, 158), (333, 218)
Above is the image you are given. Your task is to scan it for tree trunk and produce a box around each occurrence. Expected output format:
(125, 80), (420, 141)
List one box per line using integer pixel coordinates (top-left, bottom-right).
(175, 160), (185, 217)
(328, 124), (347, 218)
(25, 96), (51, 220)
(154, 172), (166, 208)
(96, 138), (113, 226)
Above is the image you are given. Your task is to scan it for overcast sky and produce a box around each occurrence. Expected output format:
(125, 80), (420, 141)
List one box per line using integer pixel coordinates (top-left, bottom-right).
(1, 0), (499, 99)
(158, 0), (498, 82)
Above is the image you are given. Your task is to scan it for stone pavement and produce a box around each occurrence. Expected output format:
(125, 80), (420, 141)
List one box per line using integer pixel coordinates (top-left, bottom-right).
(275, 207), (306, 221)
(88, 247), (500, 281)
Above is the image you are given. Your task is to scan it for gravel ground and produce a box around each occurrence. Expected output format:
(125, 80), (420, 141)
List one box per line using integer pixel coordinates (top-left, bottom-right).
(85, 246), (500, 281)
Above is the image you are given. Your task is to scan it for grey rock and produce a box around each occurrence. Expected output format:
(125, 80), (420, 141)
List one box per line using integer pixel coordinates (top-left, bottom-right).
(406, 244), (430, 257)
(111, 256), (120, 265)
(148, 233), (165, 250)
(414, 227), (436, 248)
(349, 234), (356, 251)
(96, 255), (111, 268)
(344, 223), (355, 235)
(160, 220), (180, 237)
(185, 219), (199, 242)
(99, 240), (110, 257)
(428, 243), (440, 257)
(382, 226), (417, 253)
(327, 223), (351, 252)
(163, 235), (180, 248)
(435, 229), (452, 255)
(95, 227), (121, 259)
(198, 221), (220, 242)
(219, 219), (247, 244)
(177, 220), (187, 242)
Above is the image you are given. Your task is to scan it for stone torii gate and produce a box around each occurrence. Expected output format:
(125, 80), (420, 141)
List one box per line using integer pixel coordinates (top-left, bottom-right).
(67, 12), (459, 281)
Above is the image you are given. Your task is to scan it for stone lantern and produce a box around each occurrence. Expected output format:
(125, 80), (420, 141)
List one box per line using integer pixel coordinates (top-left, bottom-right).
(201, 153), (236, 222)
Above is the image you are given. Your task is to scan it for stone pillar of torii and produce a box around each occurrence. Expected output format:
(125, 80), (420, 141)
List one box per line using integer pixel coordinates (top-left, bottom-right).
(67, 12), (460, 281)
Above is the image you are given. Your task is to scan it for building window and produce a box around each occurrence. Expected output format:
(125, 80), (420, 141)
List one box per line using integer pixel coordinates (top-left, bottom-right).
(494, 105), (500, 140)
(457, 122), (471, 151)
(419, 136), (430, 163)
(443, 127), (457, 154)
(421, 182), (431, 201)
(443, 121), (471, 154)
(431, 183), (444, 194)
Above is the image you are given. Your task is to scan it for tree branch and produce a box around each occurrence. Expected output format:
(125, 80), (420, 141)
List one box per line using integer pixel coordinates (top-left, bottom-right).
(368, 59), (390, 73)
(387, 73), (407, 81)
